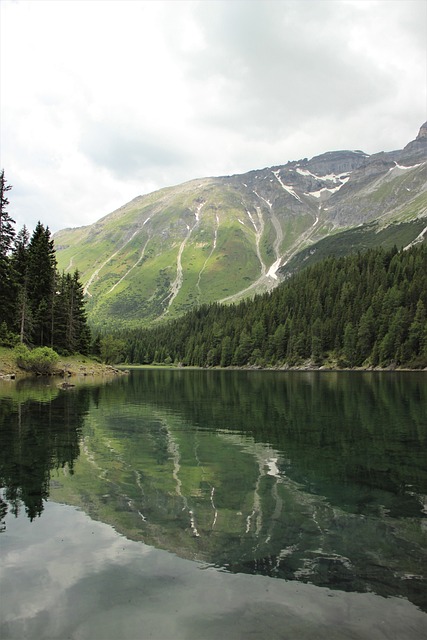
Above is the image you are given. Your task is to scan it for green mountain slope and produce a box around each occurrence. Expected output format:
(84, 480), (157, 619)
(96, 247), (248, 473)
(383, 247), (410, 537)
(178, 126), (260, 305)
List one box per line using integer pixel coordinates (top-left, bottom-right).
(280, 217), (427, 277)
(55, 123), (427, 329)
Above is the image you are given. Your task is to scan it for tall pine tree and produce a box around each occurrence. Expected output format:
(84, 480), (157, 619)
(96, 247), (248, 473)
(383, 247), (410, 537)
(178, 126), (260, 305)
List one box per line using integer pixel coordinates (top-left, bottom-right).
(0, 170), (16, 330)
(26, 222), (57, 347)
(11, 226), (32, 343)
(54, 270), (90, 354)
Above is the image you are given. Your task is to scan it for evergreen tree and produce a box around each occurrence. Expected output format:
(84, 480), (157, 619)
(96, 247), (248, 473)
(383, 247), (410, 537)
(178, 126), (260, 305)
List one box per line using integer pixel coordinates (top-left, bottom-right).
(407, 300), (427, 358)
(356, 306), (375, 365)
(69, 270), (90, 354)
(11, 226), (32, 343)
(0, 175), (90, 356)
(0, 170), (16, 330)
(0, 170), (15, 257)
(311, 317), (323, 364)
(53, 270), (91, 355)
(26, 222), (57, 346)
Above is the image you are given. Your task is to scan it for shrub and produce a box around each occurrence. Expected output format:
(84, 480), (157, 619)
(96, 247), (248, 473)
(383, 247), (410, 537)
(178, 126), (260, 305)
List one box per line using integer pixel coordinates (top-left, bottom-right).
(14, 344), (59, 375)
(14, 344), (31, 369)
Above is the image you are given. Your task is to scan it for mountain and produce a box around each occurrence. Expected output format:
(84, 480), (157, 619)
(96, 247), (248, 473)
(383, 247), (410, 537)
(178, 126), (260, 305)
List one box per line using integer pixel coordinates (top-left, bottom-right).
(55, 123), (427, 329)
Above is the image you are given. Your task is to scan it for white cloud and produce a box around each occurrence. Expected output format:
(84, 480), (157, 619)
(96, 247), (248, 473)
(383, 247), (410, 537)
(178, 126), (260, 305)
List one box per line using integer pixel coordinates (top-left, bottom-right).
(1, 0), (426, 232)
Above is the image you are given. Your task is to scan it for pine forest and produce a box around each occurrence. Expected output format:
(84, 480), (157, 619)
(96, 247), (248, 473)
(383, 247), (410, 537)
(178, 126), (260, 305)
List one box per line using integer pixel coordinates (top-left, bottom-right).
(0, 170), (90, 356)
(121, 244), (427, 370)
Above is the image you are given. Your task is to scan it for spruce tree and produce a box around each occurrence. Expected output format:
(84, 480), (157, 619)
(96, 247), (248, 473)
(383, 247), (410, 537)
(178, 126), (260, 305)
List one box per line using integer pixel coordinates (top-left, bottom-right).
(65, 270), (90, 354)
(26, 222), (57, 346)
(53, 270), (90, 355)
(0, 170), (15, 256)
(0, 170), (16, 330)
(11, 226), (32, 343)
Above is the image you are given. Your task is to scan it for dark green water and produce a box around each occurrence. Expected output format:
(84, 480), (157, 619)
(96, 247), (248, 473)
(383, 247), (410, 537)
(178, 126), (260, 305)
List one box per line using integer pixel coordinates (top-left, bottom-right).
(1, 369), (426, 639)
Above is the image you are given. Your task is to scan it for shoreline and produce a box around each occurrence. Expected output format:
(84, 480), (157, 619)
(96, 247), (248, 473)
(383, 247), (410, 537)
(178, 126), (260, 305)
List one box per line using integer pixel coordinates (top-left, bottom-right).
(118, 363), (427, 373)
(0, 350), (126, 381)
(2, 350), (425, 381)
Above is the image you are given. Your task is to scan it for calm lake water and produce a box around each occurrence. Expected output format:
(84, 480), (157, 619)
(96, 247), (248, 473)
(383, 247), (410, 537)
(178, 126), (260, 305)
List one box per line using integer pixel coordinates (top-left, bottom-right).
(1, 369), (426, 639)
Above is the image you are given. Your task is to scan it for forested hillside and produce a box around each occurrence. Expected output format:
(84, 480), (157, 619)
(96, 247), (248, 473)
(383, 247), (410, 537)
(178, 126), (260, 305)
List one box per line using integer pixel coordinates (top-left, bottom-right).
(0, 171), (90, 355)
(121, 244), (427, 369)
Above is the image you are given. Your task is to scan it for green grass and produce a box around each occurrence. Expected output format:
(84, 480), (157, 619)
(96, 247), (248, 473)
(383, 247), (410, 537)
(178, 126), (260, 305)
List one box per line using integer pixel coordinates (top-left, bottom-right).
(0, 346), (18, 375)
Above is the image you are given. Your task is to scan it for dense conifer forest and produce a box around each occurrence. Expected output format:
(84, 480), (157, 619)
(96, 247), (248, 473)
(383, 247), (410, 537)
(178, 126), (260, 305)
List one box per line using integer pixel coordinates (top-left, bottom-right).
(0, 170), (90, 355)
(120, 244), (427, 369)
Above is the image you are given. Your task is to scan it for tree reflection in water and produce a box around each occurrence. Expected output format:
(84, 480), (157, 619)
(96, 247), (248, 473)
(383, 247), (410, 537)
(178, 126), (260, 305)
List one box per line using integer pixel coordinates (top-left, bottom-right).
(0, 379), (90, 523)
(0, 370), (426, 612)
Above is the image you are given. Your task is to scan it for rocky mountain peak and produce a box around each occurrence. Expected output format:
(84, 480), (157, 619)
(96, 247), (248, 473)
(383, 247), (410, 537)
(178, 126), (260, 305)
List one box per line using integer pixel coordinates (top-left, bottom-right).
(401, 121), (427, 162)
(416, 121), (427, 141)
(304, 150), (369, 176)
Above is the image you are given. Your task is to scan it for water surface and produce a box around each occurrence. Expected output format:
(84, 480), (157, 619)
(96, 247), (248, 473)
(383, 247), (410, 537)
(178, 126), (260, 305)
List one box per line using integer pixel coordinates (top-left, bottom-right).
(1, 369), (426, 639)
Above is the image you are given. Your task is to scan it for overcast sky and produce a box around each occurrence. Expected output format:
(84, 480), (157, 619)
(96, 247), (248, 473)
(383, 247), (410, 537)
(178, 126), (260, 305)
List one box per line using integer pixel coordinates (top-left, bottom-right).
(1, 0), (426, 233)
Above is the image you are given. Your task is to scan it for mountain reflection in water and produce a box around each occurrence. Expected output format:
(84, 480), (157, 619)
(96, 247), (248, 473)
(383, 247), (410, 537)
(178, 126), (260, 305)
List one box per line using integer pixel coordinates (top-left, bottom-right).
(1, 369), (426, 614)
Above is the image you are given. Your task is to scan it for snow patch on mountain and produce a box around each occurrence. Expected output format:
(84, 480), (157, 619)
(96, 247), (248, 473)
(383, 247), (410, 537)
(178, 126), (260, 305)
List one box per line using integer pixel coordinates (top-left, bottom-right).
(389, 162), (423, 172)
(296, 168), (351, 183)
(306, 176), (350, 198)
(253, 190), (272, 208)
(246, 210), (258, 230)
(272, 170), (302, 203)
(194, 200), (205, 221)
(267, 257), (282, 280)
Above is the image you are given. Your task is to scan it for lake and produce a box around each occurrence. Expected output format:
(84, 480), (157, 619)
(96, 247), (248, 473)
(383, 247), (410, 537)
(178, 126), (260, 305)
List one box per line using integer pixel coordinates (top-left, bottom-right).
(1, 369), (426, 639)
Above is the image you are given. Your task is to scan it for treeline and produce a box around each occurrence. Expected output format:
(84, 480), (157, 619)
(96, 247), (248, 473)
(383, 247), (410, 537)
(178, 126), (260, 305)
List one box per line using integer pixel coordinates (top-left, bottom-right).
(0, 170), (90, 354)
(120, 244), (427, 369)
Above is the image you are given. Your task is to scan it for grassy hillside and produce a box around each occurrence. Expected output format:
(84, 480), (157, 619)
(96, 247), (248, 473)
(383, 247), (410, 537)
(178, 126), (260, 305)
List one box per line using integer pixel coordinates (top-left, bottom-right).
(54, 143), (427, 330)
